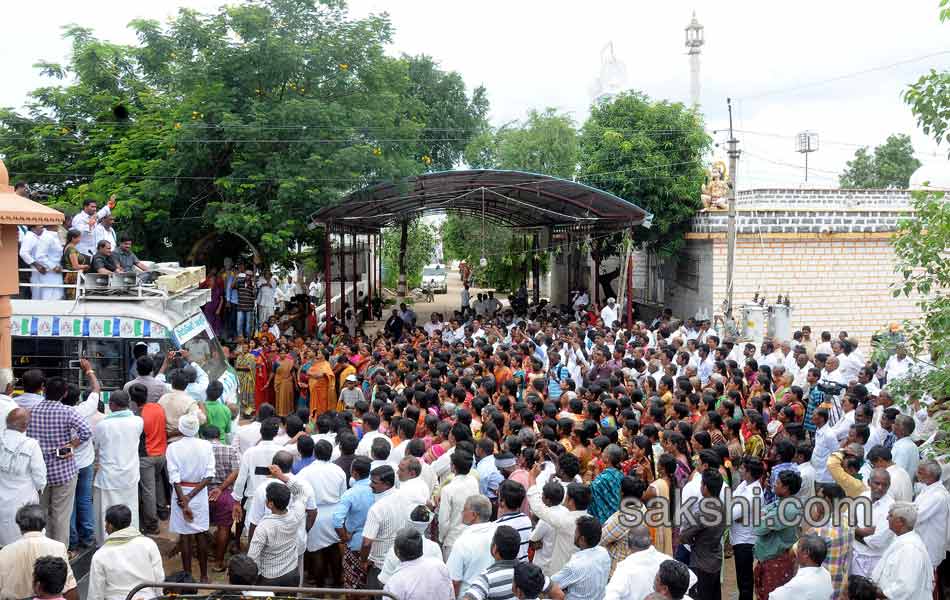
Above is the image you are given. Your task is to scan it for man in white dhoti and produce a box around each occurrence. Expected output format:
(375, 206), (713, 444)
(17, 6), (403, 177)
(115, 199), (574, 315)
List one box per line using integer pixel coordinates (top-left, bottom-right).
(166, 413), (216, 582)
(256, 275), (277, 327)
(92, 391), (143, 545)
(30, 225), (64, 301)
(87, 505), (164, 600)
(0, 409), (46, 546)
(297, 440), (347, 586)
(852, 468), (894, 578)
(19, 225), (46, 299)
(871, 501), (934, 600)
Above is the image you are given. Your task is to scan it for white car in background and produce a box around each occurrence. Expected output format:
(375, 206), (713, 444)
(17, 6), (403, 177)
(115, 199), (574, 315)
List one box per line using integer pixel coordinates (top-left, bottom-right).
(422, 264), (448, 294)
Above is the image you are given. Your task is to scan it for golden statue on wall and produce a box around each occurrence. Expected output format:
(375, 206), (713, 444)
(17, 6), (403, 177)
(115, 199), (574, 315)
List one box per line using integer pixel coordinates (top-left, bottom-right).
(700, 160), (729, 210)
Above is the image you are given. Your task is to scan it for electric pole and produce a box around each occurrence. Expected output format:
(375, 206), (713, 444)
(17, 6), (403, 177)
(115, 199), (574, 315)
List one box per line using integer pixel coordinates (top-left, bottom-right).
(725, 98), (740, 320)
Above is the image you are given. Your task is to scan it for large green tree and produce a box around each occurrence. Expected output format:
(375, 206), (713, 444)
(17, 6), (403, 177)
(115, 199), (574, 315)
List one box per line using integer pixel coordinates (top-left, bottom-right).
(381, 219), (436, 289)
(0, 0), (487, 265)
(839, 134), (921, 189)
(579, 91), (711, 257)
(885, 3), (950, 451)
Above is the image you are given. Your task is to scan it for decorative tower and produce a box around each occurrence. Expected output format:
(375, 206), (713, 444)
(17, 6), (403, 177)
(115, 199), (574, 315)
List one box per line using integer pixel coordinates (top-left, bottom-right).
(590, 42), (627, 103)
(685, 11), (704, 109)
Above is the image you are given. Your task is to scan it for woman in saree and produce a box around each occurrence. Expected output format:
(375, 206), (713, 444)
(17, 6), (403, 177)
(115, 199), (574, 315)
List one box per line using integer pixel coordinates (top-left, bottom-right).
(273, 350), (296, 416)
(201, 267), (224, 335)
(352, 345), (371, 375)
(234, 343), (257, 417)
(61, 229), (90, 300)
(297, 350), (313, 412)
(307, 349), (336, 418)
(252, 345), (272, 412)
(642, 453), (678, 556)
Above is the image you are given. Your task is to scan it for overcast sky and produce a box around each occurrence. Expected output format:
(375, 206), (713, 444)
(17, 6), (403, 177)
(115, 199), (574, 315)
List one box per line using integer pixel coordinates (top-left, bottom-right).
(3, 0), (949, 189)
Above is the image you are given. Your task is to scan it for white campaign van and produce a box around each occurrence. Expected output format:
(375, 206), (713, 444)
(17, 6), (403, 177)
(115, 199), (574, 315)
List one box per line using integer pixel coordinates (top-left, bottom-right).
(12, 267), (238, 403)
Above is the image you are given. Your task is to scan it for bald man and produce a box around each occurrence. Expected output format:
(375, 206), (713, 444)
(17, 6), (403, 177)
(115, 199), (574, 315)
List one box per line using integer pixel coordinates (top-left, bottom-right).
(0, 409), (47, 544)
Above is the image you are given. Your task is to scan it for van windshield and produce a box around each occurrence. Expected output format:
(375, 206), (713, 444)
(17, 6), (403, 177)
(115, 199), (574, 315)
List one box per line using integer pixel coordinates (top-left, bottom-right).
(423, 268), (445, 277)
(177, 330), (228, 381)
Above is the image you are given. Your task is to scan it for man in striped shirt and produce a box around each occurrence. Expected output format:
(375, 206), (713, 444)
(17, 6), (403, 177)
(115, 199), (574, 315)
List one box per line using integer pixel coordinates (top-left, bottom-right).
(463, 526), (528, 600)
(494, 479), (532, 561)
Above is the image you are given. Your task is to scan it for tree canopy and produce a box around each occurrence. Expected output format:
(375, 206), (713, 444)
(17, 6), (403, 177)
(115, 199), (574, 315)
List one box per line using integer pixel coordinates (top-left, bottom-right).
(0, 0), (487, 265)
(839, 134), (921, 189)
(579, 91), (710, 256)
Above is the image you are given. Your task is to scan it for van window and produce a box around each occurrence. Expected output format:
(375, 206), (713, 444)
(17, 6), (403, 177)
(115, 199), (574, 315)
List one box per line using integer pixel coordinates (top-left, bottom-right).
(85, 340), (126, 391)
(179, 330), (227, 381)
(13, 338), (82, 386)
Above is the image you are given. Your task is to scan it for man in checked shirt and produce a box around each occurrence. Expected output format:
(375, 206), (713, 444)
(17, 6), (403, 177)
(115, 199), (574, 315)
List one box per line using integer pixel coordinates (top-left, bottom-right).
(202, 425), (241, 571)
(25, 375), (92, 546)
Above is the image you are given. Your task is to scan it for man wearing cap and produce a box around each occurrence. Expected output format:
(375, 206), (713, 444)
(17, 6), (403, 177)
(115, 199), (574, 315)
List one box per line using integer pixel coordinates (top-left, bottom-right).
(600, 299), (618, 329)
(340, 374), (365, 409)
(166, 414), (216, 582)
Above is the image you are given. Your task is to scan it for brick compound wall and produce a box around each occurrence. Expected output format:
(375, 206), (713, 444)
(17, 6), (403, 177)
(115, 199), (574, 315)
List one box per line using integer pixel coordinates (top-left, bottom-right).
(647, 188), (922, 345)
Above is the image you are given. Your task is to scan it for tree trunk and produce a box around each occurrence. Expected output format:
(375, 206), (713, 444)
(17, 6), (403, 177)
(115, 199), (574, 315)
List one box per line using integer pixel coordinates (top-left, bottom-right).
(597, 266), (621, 301)
(397, 220), (408, 296)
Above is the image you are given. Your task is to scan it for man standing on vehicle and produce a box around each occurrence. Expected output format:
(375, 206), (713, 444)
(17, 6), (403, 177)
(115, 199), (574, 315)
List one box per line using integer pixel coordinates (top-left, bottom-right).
(25, 376), (92, 546)
(114, 235), (149, 272)
(93, 214), (117, 254)
(71, 195), (116, 257)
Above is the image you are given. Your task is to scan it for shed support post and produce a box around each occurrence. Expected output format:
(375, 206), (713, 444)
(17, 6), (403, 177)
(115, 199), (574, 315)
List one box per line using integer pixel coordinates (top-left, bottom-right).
(397, 220), (408, 296)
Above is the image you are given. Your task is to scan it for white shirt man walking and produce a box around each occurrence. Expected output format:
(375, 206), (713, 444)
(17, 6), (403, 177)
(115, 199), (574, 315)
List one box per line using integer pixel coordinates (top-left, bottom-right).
(92, 391), (144, 545)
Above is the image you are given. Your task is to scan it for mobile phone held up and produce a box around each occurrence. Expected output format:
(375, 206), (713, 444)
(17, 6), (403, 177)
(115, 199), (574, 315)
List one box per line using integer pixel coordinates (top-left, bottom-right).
(56, 446), (72, 458)
(254, 466), (271, 476)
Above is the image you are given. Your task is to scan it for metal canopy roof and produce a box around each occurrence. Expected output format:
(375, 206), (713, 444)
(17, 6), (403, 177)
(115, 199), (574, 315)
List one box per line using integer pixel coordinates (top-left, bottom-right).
(311, 169), (653, 233)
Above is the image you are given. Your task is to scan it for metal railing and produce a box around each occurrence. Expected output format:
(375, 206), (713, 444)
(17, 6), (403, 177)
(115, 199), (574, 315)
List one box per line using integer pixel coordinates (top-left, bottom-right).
(127, 581), (398, 600)
(17, 269), (199, 302)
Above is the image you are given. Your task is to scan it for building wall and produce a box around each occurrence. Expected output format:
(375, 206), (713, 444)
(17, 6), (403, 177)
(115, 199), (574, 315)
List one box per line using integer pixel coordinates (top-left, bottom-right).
(665, 239), (714, 320)
(704, 234), (920, 345)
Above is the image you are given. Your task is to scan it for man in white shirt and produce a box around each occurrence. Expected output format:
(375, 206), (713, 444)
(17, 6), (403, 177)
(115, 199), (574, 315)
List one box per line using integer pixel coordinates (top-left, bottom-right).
(769, 533), (833, 600)
(383, 528), (453, 600)
(424, 314), (445, 337)
(296, 440), (347, 583)
(437, 451), (480, 558)
(794, 442), (817, 504)
(232, 418), (284, 504)
(549, 516), (611, 600)
(872, 502), (935, 600)
(0, 409), (46, 546)
(256, 275), (277, 326)
(866, 446), (913, 503)
(811, 408), (839, 484)
(730, 457), (763, 600)
(362, 465), (413, 589)
(93, 214), (117, 255)
(912, 459), (950, 572)
(355, 414), (392, 457)
(92, 391), (144, 545)
(447, 495), (496, 597)
(600, 299), (618, 328)
(71, 196), (116, 256)
(87, 505), (164, 600)
(397, 457), (430, 506)
(528, 482), (567, 575)
(0, 504), (78, 600)
(379, 506), (444, 586)
(527, 475), (593, 576)
(851, 468), (895, 578)
(884, 346), (913, 383)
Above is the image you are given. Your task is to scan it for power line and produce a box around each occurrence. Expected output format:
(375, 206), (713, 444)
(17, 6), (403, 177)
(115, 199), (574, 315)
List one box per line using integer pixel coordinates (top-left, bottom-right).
(736, 50), (950, 101)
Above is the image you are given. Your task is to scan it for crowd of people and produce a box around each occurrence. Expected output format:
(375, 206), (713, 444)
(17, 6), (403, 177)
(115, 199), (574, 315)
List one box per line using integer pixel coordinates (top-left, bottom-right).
(0, 275), (948, 600)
